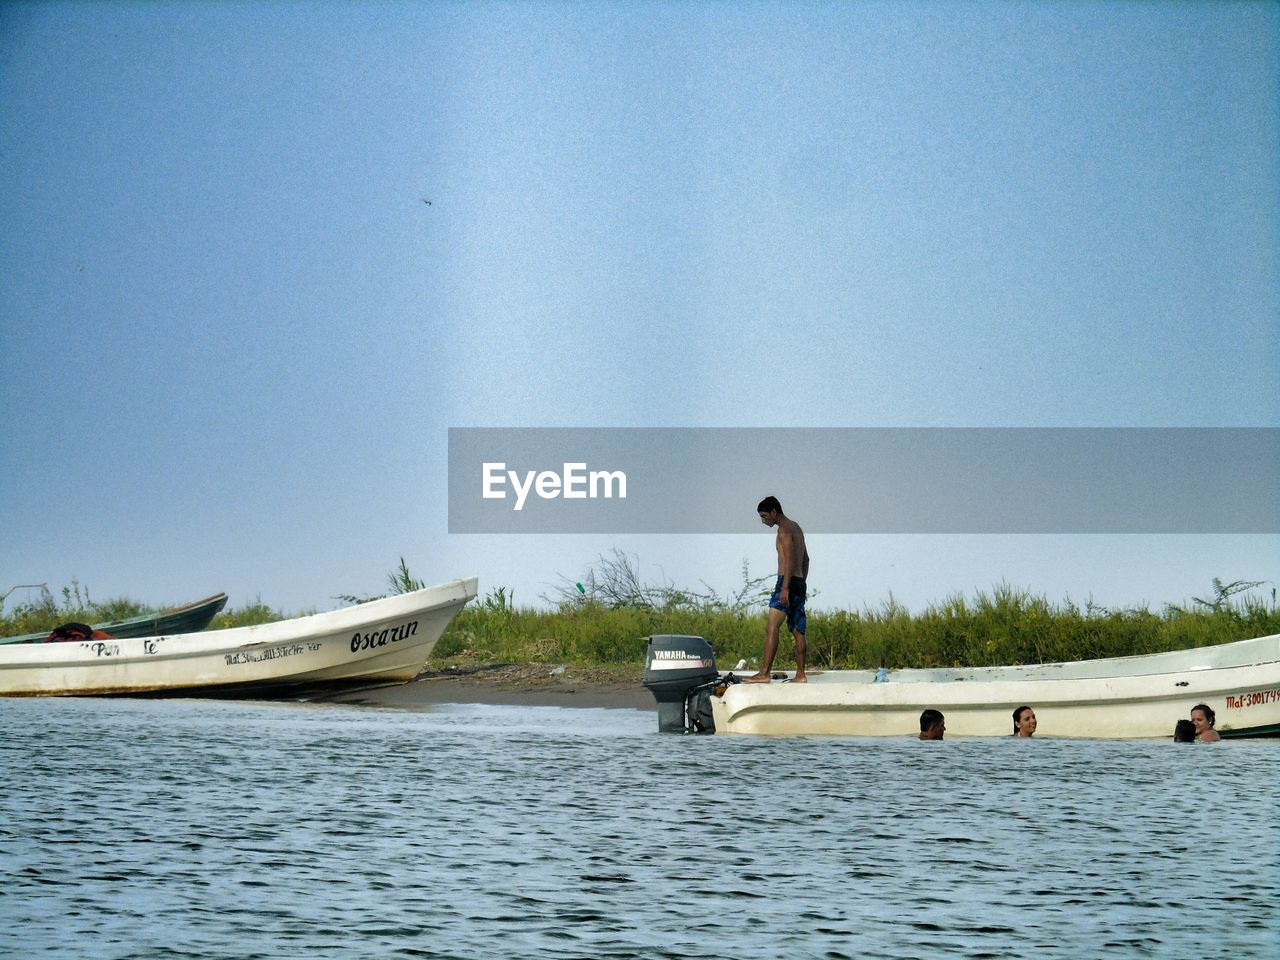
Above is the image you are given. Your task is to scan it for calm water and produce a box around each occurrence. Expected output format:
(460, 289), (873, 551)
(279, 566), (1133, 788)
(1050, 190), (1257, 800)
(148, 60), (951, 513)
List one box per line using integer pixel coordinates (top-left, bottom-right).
(1, 697), (1275, 959)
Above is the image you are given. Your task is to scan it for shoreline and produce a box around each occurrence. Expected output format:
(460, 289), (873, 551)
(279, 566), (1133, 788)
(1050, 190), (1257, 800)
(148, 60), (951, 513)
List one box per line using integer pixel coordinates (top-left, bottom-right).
(320, 662), (656, 711)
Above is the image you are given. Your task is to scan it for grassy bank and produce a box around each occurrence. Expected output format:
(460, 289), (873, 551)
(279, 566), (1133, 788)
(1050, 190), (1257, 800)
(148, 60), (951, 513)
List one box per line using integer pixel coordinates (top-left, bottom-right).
(438, 582), (1280, 669)
(5, 576), (1276, 671)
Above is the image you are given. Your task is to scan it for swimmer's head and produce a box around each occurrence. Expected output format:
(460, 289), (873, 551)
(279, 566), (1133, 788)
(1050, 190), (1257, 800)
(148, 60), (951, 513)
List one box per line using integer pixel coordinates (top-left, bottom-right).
(1012, 705), (1037, 737)
(1190, 703), (1216, 732)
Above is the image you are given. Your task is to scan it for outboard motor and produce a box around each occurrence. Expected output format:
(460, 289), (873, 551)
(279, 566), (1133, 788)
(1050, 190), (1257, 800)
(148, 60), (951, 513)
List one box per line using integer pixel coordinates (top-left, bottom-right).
(642, 635), (719, 733)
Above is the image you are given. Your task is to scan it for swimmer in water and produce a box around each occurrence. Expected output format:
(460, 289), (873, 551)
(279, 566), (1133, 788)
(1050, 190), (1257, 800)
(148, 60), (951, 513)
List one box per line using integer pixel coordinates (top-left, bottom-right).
(1011, 705), (1037, 737)
(1190, 703), (1220, 742)
(919, 709), (945, 740)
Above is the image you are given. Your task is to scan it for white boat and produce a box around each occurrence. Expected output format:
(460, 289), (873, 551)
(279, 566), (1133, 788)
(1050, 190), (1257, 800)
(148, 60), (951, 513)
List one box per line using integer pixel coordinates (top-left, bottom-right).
(0, 577), (478, 697)
(701, 633), (1280, 739)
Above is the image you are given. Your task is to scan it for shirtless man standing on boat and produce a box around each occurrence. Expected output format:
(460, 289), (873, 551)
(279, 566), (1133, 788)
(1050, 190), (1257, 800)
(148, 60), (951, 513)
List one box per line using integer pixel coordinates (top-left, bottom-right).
(746, 496), (809, 684)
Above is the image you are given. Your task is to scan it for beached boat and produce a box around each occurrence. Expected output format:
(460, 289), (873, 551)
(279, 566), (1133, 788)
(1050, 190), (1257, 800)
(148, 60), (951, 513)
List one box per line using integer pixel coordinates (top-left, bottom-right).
(0, 578), (477, 697)
(642, 633), (1280, 739)
(0, 593), (229, 645)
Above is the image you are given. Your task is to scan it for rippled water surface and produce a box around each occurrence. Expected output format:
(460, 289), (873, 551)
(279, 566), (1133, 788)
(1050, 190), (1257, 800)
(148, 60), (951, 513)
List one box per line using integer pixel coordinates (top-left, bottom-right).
(1, 697), (1276, 959)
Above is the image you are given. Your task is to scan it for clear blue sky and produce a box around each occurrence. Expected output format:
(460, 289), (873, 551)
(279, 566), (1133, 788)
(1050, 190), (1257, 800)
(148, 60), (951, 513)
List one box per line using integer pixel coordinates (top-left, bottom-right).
(2, 1), (1276, 615)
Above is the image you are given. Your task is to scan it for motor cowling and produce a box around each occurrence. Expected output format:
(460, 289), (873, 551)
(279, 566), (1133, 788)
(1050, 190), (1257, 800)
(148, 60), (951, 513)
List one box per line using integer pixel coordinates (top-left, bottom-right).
(642, 635), (718, 733)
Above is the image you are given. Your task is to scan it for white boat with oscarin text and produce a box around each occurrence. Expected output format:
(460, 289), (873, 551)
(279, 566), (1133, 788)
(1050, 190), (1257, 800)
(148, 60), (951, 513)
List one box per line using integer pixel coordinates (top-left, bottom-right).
(0, 577), (478, 697)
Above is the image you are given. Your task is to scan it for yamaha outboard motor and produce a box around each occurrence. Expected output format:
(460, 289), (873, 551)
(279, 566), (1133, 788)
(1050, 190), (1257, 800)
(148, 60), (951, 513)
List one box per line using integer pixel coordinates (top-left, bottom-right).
(642, 635), (719, 733)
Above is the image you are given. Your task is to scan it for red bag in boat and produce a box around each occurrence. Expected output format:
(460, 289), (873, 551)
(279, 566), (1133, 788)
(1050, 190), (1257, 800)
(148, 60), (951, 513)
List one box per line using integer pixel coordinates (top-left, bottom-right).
(43, 622), (116, 643)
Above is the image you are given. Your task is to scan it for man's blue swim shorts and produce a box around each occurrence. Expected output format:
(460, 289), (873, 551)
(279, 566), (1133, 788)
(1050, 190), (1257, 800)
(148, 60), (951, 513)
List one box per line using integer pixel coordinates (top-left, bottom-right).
(768, 575), (807, 634)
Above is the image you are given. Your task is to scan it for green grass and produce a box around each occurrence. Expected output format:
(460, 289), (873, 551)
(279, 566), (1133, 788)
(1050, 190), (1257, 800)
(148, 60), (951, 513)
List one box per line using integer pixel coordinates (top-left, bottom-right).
(5, 573), (1276, 671)
(434, 583), (1280, 669)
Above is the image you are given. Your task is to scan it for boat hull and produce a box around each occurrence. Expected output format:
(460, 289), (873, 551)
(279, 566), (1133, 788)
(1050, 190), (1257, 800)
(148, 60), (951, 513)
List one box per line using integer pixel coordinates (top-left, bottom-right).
(710, 633), (1280, 739)
(0, 578), (477, 697)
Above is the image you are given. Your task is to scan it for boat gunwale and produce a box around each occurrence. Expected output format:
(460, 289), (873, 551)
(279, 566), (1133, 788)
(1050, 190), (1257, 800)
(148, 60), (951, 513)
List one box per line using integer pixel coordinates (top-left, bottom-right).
(101, 592), (229, 623)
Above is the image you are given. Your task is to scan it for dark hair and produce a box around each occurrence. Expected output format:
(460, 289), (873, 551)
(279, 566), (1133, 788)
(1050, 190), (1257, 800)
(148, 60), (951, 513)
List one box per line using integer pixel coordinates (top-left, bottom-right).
(1191, 703), (1216, 727)
(1174, 719), (1196, 742)
(919, 708), (944, 732)
(1012, 705), (1033, 734)
(757, 496), (781, 514)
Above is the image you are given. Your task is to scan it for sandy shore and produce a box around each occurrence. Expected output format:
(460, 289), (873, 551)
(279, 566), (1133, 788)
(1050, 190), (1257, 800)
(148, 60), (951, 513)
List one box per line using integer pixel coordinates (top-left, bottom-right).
(320, 663), (656, 711)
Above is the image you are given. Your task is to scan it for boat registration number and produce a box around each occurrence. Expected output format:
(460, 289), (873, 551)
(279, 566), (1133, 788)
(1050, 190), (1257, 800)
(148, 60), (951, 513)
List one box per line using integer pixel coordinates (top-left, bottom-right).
(1224, 688), (1280, 710)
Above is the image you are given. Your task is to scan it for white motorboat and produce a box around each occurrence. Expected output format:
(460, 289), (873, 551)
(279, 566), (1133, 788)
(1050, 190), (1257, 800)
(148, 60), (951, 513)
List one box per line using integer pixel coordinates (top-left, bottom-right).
(0, 577), (477, 697)
(643, 632), (1280, 738)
